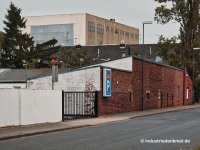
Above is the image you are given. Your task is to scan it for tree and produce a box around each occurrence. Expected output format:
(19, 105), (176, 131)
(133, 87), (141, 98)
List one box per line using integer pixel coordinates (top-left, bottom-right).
(155, 0), (200, 101)
(0, 31), (4, 49)
(31, 38), (60, 68)
(61, 47), (90, 68)
(1, 3), (59, 69)
(1, 2), (34, 68)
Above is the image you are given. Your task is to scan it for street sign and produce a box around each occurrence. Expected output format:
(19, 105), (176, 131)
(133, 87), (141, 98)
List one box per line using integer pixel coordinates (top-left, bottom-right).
(103, 68), (112, 97)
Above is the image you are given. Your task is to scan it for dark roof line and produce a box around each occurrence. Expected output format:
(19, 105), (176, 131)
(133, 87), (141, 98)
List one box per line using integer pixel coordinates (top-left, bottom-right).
(132, 55), (183, 71)
(100, 65), (132, 73)
(0, 81), (26, 83)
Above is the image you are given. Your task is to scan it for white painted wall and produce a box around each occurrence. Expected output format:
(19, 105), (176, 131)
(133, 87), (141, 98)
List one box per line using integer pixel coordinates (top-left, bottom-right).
(86, 57), (132, 71)
(0, 89), (62, 127)
(0, 83), (26, 89)
(27, 58), (131, 91)
(24, 13), (86, 45)
(28, 67), (101, 91)
(99, 57), (132, 71)
(0, 90), (19, 127)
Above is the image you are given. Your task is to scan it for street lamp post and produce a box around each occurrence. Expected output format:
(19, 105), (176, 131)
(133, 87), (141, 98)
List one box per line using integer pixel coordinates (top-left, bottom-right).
(192, 47), (200, 104)
(141, 21), (152, 111)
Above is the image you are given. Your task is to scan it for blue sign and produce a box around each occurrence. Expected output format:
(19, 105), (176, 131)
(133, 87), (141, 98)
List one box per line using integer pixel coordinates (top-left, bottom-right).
(103, 68), (112, 97)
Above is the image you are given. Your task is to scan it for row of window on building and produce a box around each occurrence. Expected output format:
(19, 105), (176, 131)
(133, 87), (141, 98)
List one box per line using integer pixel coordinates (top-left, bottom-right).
(88, 21), (139, 39)
(146, 86), (190, 102)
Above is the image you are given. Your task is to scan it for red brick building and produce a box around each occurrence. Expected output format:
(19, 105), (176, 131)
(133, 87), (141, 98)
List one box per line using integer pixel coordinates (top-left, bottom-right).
(98, 56), (193, 116)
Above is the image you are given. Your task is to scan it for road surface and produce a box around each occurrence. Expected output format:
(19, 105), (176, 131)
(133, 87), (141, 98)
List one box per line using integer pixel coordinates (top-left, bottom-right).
(0, 108), (200, 150)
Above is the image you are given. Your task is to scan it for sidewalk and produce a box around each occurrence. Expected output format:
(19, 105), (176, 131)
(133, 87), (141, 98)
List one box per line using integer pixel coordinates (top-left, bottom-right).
(1, 104), (200, 141)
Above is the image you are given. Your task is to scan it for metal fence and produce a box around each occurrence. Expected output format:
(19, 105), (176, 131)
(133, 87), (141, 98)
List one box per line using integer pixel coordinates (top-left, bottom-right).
(62, 91), (98, 120)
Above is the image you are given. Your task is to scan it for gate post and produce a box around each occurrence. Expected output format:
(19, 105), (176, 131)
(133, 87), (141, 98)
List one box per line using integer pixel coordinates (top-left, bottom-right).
(62, 90), (64, 121)
(95, 91), (99, 117)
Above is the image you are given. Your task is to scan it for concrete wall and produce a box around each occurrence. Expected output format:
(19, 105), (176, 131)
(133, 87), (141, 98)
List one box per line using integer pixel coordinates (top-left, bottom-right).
(24, 13), (86, 45)
(24, 13), (139, 46)
(0, 83), (26, 89)
(28, 67), (101, 91)
(87, 57), (132, 71)
(0, 89), (62, 127)
(99, 57), (132, 71)
(86, 13), (139, 45)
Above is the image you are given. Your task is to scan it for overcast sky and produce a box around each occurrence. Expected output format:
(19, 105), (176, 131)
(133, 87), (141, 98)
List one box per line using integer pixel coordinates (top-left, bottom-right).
(0, 0), (180, 44)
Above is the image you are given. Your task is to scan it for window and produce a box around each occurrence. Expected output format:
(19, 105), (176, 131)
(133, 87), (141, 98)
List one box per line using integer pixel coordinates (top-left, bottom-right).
(120, 30), (124, 36)
(111, 27), (114, 33)
(125, 32), (129, 37)
(135, 34), (139, 39)
(146, 91), (150, 101)
(31, 24), (74, 46)
(177, 86), (180, 100)
(97, 24), (104, 34)
(186, 87), (189, 100)
(88, 21), (95, 32)
(147, 93), (150, 101)
(131, 33), (134, 39)
(115, 29), (119, 34)
(106, 26), (109, 32)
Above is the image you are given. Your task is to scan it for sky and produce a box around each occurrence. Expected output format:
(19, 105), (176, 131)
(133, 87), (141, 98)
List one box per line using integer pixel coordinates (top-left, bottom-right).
(0, 0), (180, 44)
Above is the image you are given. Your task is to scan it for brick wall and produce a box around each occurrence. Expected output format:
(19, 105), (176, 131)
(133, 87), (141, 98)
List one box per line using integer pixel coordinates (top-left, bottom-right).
(183, 70), (193, 105)
(172, 70), (184, 107)
(132, 57), (191, 111)
(97, 57), (193, 116)
(132, 58), (162, 111)
(98, 67), (132, 116)
(160, 67), (176, 108)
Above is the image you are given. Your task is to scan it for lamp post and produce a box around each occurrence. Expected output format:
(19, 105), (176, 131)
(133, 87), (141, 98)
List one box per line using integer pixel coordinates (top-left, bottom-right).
(192, 47), (200, 104)
(22, 60), (28, 88)
(141, 21), (152, 111)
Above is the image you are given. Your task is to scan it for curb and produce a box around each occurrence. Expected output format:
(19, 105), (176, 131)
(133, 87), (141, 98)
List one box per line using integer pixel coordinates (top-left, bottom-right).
(129, 105), (200, 119)
(0, 125), (94, 141)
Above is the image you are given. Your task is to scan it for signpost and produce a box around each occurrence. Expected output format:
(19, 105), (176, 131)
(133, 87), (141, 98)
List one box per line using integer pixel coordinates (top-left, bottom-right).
(52, 59), (58, 90)
(103, 68), (112, 97)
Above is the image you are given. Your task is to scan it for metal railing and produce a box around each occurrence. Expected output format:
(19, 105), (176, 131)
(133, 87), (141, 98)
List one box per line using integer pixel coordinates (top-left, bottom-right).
(62, 91), (98, 120)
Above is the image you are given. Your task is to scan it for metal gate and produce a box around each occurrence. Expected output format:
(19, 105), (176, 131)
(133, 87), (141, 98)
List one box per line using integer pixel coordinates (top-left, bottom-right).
(62, 91), (98, 120)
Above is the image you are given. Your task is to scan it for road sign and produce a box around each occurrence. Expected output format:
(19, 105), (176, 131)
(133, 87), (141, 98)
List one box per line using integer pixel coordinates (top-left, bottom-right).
(103, 68), (112, 97)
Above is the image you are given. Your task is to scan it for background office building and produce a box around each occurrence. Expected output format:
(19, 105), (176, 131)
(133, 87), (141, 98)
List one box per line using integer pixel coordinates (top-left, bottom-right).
(24, 13), (139, 46)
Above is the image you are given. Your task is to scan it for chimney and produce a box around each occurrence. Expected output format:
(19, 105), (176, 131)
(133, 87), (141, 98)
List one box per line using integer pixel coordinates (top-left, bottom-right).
(110, 18), (115, 22)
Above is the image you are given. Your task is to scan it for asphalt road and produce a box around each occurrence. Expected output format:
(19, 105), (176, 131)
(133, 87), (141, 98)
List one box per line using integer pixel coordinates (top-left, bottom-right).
(0, 108), (200, 150)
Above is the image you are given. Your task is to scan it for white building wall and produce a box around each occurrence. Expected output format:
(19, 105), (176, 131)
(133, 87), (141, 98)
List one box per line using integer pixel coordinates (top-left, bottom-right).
(27, 58), (131, 91)
(24, 13), (86, 45)
(28, 67), (101, 91)
(0, 89), (62, 127)
(0, 83), (26, 89)
(99, 57), (132, 71)
(87, 57), (132, 71)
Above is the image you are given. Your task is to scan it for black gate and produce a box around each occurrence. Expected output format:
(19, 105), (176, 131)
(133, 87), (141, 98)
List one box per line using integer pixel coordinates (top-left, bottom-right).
(62, 91), (98, 120)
